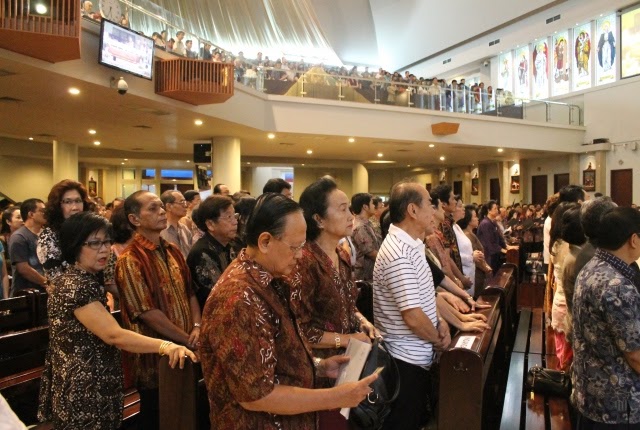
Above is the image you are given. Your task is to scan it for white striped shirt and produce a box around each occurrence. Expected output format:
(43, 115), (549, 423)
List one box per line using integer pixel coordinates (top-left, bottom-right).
(373, 224), (437, 367)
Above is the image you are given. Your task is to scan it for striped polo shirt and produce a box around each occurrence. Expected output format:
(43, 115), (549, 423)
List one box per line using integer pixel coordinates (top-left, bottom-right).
(373, 224), (437, 367)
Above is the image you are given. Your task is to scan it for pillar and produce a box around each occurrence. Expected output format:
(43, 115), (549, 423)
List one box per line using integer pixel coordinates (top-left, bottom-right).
(500, 161), (510, 207)
(352, 163), (369, 194)
(519, 159), (529, 202)
(212, 136), (241, 194)
(52, 140), (78, 182)
(595, 150), (607, 194)
(569, 154), (580, 185)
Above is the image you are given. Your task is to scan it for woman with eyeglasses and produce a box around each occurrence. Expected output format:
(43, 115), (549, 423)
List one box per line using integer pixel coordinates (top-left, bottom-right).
(186, 195), (238, 309)
(37, 179), (91, 284)
(38, 212), (196, 429)
(199, 193), (377, 429)
(288, 178), (379, 429)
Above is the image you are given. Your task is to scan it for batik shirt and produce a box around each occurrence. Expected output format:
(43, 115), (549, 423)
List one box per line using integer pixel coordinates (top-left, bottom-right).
(288, 242), (360, 356)
(352, 217), (381, 281)
(37, 226), (68, 283)
(186, 233), (235, 309)
(200, 249), (317, 430)
(572, 248), (640, 424)
(439, 213), (463, 272)
(115, 232), (194, 390)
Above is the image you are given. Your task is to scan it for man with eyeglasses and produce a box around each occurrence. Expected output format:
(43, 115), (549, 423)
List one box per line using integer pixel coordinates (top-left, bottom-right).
(160, 190), (193, 258)
(9, 198), (47, 296)
(116, 190), (201, 430)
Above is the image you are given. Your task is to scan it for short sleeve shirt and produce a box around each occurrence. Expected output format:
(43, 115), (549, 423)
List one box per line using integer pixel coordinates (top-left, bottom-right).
(9, 226), (44, 293)
(351, 218), (381, 281)
(572, 249), (640, 424)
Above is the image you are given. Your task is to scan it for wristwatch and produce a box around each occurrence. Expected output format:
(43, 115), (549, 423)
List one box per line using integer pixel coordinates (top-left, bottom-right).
(193, 323), (201, 328)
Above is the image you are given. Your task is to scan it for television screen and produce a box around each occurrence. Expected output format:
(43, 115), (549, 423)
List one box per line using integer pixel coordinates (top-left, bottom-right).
(99, 19), (154, 80)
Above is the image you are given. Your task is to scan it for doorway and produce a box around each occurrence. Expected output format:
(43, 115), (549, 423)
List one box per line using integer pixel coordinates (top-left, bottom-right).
(531, 175), (548, 205)
(490, 178), (500, 205)
(610, 169), (633, 207)
(453, 181), (462, 197)
(553, 173), (569, 193)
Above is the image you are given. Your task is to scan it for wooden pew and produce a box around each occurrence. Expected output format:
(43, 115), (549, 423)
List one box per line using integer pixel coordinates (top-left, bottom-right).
(438, 293), (505, 430)
(159, 356), (209, 430)
(499, 308), (572, 430)
(0, 293), (37, 333)
(483, 263), (518, 350)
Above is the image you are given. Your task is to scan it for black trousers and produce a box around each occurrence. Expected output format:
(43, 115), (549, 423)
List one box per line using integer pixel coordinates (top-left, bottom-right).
(382, 357), (433, 430)
(138, 388), (160, 430)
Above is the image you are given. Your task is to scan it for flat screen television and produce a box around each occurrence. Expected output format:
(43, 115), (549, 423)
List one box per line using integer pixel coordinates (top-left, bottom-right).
(99, 19), (154, 80)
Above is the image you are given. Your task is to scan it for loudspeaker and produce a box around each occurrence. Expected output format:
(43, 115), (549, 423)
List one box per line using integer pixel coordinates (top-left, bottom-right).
(193, 143), (212, 163)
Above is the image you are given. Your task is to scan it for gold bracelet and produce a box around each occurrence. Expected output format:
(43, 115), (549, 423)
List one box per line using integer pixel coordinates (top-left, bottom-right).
(159, 340), (173, 356)
(335, 334), (341, 349)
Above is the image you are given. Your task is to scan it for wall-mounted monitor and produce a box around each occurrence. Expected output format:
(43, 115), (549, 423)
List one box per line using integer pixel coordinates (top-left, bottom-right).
(99, 19), (154, 80)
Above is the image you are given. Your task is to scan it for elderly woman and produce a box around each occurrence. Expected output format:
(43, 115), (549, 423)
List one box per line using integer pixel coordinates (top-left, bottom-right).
(38, 212), (195, 429)
(458, 205), (493, 297)
(38, 180), (91, 283)
(186, 195), (238, 309)
(288, 178), (379, 428)
(200, 193), (377, 429)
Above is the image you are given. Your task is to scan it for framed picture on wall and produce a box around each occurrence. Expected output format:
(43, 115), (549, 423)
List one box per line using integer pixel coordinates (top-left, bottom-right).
(510, 175), (520, 193)
(471, 177), (479, 195)
(88, 178), (97, 197)
(583, 169), (596, 191)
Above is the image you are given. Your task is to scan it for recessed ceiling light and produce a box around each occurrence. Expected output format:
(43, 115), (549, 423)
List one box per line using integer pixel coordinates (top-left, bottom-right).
(377, 153), (383, 157)
(93, 140), (101, 146)
(89, 129), (96, 135)
(28, 137), (33, 141)
(35, 3), (47, 14)
(68, 87), (80, 95)
(120, 162), (125, 165)
(267, 133), (276, 139)
(440, 156), (445, 161)
(247, 162), (251, 165)
(307, 149), (313, 154)
(429, 144), (435, 148)
(576, 23), (579, 26)
(186, 160), (190, 163)
(497, 148), (504, 153)
(194, 119), (203, 126)
(301, 163), (305, 166)
(172, 179), (177, 182)
(124, 158), (128, 161)
(348, 137), (355, 143)
(407, 164), (411, 167)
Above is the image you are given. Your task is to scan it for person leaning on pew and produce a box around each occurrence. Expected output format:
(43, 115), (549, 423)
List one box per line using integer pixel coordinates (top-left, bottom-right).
(37, 212), (196, 430)
(199, 193), (378, 430)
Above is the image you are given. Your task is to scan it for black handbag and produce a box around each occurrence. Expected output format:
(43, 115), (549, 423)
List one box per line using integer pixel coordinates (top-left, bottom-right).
(349, 339), (401, 430)
(525, 365), (571, 398)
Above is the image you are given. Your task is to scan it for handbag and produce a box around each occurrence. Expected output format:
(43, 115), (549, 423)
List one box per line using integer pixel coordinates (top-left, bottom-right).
(349, 339), (401, 430)
(525, 365), (571, 398)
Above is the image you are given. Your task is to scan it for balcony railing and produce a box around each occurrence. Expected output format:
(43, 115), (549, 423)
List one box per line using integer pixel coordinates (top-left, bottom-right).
(155, 58), (234, 105)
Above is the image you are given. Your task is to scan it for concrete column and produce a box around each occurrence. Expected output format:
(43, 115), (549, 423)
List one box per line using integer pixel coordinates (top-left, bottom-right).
(352, 163), (369, 194)
(569, 154), (580, 185)
(595, 150), (607, 194)
(478, 164), (488, 202)
(52, 140), (78, 182)
(519, 159), (529, 202)
(461, 169), (471, 203)
(500, 161), (510, 207)
(212, 136), (241, 194)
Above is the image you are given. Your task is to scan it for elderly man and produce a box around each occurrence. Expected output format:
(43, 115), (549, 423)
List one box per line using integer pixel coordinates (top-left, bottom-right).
(116, 191), (201, 430)
(373, 181), (450, 430)
(160, 190), (193, 257)
(572, 207), (640, 429)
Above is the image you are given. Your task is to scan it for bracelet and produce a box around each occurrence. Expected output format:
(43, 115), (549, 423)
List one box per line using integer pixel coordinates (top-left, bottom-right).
(335, 334), (341, 349)
(193, 323), (201, 328)
(313, 357), (322, 368)
(466, 296), (473, 302)
(158, 340), (173, 356)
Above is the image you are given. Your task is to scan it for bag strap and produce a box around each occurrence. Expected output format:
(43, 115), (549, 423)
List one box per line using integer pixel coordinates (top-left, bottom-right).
(379, 340), (401, 404)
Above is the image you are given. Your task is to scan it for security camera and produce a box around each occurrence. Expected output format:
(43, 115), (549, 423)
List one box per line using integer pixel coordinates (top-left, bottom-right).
(116, 77), (128, 95)
(483, 60), (490, 67)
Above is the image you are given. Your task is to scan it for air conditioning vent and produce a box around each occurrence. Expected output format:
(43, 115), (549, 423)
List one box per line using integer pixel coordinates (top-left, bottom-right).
(0, 96), (23, 103)
(133, 125), (152, 129)
(0, 69), (16, 77)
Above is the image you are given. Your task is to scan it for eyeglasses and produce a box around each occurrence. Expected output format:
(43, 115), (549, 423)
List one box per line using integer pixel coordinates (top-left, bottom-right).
(83, 239), (114, 250)
(218, 213), (240, 222)
(275, 237), (306, 253)
(61, 198), (83, 206)
(171, 200), (188, 206)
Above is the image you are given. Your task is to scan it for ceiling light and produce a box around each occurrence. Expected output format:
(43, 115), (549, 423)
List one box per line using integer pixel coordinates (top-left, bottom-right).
(28, 137), (33, 141)
(34, 3), (47, 14)
(377, 153), (383, 157)
(124, 158), (128, 161)
(93, 140), (101, 146)
(194, 119), (203, 126)
(306, 149), (313, 154)
(247, 162), (251, 165)
(429, 144), (435, 148)
(407, 164), (411, 167)
(301, 163), (305, 166)
(497, 148), (504, 153)
(267, 133), (275, 139)
(576, 23), (579, 26)
(348, 137), (355, 143)
(68, 87), (80, 95)
(440, 156), (445, 161)
(120, 162), (125, 165)
(89, 129), (96, 135)
(172, 179), (177, 182)
(186, 160), (190, 163)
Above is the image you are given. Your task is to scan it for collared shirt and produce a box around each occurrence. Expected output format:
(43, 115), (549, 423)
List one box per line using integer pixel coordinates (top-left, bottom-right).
(572, 248), (640, 424)
(160, 221), (193, 258)
(288, 241), (359, 353)
(200, 249), (316, 430)
(373, 224), (437, 367)
(9, 226), (44, 294)
(186, 233), (235, 309)
(352, 217), (381, 281)
(115, 232), (194, 390)
(440, 213), (463, 272)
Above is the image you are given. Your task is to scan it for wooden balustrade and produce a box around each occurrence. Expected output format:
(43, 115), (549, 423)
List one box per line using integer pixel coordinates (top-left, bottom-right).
(0, 0), (80, 62)
(155, 58), (234, 105)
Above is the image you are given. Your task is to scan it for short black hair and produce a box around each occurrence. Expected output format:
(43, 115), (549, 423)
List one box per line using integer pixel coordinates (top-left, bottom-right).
(389, 181), (424, 224)
(263, 178), (291, 194)
(558, 185), (585, 203)
(1, 207), (19, 234)
(597, 207), (640, 251)
(245, 193), (302, 246)
(110, 206), (133, 244)
(124, 190), (148, 229)
(550, 202), (580, 254)
(432, 184), (453, 208)
(351, 193), (372, 215)
(372, 197), (383, 209)
(183, 190), (200, 203)
(20, 198), (44, 222)
(60, 212), (113, 265)
(457, 204), (477, 230)
(580, 197), (617, 245)
(299, 178), (338, 241)
(560, 206), (586, 246)
(195, 196), (234, 231)
(213, 184), (226, 194)
(479, 200), (497, 220)
(234, 196), (257, 220)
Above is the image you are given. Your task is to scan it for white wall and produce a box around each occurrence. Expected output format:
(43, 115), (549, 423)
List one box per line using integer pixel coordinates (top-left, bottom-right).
(0, 156), (52, 201)
(293, 167), (353, 200)
(250, 166), (293, 197)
